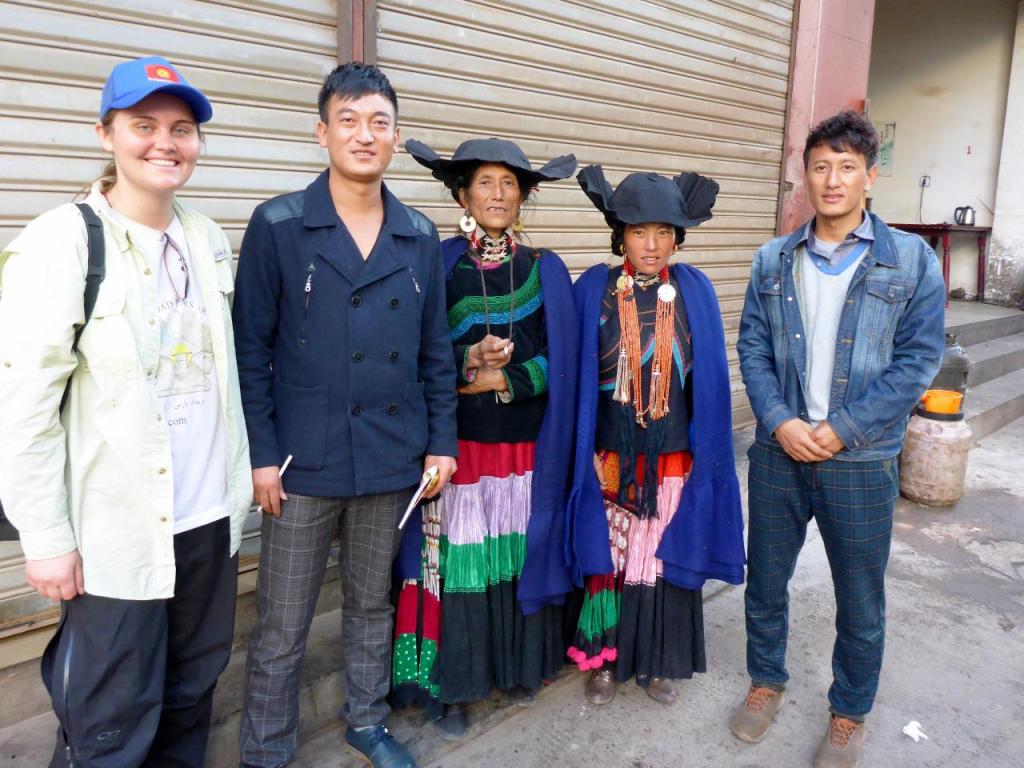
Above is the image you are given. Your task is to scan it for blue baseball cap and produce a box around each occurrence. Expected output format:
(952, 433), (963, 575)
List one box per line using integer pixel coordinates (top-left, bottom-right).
(99, 56), (212, 123)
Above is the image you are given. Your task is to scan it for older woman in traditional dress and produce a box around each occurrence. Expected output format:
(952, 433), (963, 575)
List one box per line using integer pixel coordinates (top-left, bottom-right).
(565, 166), (746, 706)
(391, 138), (578, 736)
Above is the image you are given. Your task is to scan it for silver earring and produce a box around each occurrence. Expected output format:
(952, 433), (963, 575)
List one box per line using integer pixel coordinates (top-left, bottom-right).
(459, 211), (477, 234)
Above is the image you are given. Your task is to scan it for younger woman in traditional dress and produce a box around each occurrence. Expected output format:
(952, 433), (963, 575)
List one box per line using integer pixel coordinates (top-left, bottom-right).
(566, 166), (746, 706)
(391, 138), (578, 736)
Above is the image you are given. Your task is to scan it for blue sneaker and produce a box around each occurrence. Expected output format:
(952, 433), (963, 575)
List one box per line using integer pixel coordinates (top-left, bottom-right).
(345, 725), (416, 768)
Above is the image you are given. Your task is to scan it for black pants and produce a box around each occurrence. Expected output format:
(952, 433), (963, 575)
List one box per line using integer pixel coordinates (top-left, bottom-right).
(41, 517), (238, 768)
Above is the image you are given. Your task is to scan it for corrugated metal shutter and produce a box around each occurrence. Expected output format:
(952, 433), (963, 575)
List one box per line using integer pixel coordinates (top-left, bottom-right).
(0, 0), (337, 647)
(377, 0), (794, 425)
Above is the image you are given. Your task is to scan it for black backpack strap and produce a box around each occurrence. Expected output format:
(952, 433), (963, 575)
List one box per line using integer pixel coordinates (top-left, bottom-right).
(60, 204), (106, 412)
(73, 203), (106, 346)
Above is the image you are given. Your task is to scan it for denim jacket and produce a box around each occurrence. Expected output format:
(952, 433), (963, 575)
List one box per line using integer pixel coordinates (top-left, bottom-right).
(737, 212), (946, 461)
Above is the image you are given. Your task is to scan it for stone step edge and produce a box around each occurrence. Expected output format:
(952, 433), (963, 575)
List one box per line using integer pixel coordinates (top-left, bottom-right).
(0, 567), (343, 732)
(964, 368), (1024, 441)
(947, 310), (1024, 347)
(964, 333), (1024, 387)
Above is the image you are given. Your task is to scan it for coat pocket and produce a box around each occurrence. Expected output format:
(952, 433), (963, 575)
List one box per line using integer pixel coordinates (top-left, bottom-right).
(862, 278), (913, 346)
(757, 274), (785, 331)
(79, 289), (139, 394)
(274, 379), (328, 470)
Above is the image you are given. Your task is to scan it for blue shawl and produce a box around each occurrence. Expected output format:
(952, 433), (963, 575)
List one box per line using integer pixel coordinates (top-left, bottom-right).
(566, 262), (745, 590)
(394, 237), (578, 615)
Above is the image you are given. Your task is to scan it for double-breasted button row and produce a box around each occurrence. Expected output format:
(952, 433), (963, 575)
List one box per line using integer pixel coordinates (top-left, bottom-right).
(350, 295), (399, 309)
(352, 351), (363, 362)
(351, 404), (399, 415)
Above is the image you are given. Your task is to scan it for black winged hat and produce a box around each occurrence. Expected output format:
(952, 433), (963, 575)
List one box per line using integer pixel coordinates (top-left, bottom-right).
(405, 137), (577, 190)
(577, 165), (719, 230)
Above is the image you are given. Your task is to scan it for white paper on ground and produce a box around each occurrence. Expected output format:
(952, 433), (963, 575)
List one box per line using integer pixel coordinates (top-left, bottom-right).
(902, 721), (929, 743)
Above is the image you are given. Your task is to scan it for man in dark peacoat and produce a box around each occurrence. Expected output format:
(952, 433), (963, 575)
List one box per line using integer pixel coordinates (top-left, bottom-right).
(232, 63), (457, 768)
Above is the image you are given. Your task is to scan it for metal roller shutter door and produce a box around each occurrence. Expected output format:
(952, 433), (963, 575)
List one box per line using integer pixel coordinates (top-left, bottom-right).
(377, 0), (794, 426)
(0, 0), (336, 649)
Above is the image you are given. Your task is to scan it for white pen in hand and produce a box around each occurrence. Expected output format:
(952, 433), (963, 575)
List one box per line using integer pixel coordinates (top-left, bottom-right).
(254, 454), (293, 514)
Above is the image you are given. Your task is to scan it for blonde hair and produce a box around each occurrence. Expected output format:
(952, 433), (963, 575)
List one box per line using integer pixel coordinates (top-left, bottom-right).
(80, 112), (118, 197)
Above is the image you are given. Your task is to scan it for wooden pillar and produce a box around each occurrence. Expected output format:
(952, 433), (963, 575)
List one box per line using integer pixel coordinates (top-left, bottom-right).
(777, 0), (877, 235)
(337, 1), (378, 64)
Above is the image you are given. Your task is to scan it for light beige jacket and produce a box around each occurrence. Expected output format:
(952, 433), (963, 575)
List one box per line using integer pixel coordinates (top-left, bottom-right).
(0, 187), (253, 599)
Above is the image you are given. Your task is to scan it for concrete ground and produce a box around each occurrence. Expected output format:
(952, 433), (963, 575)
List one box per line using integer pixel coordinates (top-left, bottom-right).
(296, 415), (1024, 768)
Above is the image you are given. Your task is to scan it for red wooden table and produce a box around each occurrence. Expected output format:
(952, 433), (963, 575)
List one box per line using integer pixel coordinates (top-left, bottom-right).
(890, 223), (992, 302)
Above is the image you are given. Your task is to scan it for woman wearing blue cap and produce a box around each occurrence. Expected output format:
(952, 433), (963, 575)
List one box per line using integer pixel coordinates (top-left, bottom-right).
(565, 166), (746, 706)
(0, 56), (251, 766)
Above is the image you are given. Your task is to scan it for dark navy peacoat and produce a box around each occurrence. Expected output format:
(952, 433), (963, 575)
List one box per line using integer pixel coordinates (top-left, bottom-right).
(232, 170), (458, 498)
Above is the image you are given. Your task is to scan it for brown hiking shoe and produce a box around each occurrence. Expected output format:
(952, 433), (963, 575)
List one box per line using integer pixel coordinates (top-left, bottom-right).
(585, 668), (616, 705)
(813, 715), (865, 768)
(729, 685), (784, 743)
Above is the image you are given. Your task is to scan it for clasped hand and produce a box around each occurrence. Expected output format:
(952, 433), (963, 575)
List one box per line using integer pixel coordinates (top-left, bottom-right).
(458, 335), (512, 395)
(774, 418), (844, 462)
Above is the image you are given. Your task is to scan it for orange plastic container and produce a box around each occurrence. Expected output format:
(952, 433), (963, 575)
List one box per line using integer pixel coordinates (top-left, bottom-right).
(920, 388), (964, 415)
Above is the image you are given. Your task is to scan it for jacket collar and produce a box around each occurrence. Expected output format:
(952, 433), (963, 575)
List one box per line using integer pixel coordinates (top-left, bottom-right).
(302, 169), (420, 237)
(306, 169), (419, 288)
(781, 210), (897, 268)
(86, 183), (197, 257)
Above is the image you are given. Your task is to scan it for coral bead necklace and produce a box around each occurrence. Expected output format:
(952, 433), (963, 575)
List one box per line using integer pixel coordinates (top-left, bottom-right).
(613, 261), (675, 427)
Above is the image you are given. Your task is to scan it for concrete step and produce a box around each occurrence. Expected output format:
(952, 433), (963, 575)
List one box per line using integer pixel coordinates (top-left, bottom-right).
(947, 303), (1024, 346)
(965, 367), (1024, 441)
(0, 565), (343, 742)
(0, 601), (348, 768)
(964, 332), (1024, 388)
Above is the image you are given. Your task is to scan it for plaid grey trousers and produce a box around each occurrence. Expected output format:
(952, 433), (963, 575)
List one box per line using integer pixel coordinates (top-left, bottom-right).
(239, 489), (411, 768)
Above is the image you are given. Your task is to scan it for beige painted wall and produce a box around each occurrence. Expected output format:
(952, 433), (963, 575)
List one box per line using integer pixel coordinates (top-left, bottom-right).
(867, 0), (1017, 296)
(989, 3), (1024, 305)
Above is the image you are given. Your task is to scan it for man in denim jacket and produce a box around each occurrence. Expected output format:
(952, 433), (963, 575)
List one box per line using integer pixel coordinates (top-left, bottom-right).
(730, 111), (945, 768)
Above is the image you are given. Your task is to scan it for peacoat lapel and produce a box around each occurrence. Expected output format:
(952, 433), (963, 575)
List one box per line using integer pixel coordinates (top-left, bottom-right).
(304, 171), (417, 289)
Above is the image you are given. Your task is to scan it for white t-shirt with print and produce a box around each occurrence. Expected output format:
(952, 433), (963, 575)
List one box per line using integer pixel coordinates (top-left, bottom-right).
(105, 206), (229, 534)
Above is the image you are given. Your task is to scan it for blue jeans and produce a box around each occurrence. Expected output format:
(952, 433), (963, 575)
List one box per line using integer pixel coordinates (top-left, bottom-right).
(744, 443), (898, 719)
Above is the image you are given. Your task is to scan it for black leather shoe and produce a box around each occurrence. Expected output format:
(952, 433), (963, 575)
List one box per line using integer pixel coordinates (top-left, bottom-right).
(345, 725), (416, 768)
(435, 703), (468, 741)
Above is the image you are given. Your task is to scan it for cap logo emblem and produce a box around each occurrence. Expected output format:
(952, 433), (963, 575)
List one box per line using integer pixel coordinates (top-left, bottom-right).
(145, 65), (180, 83)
